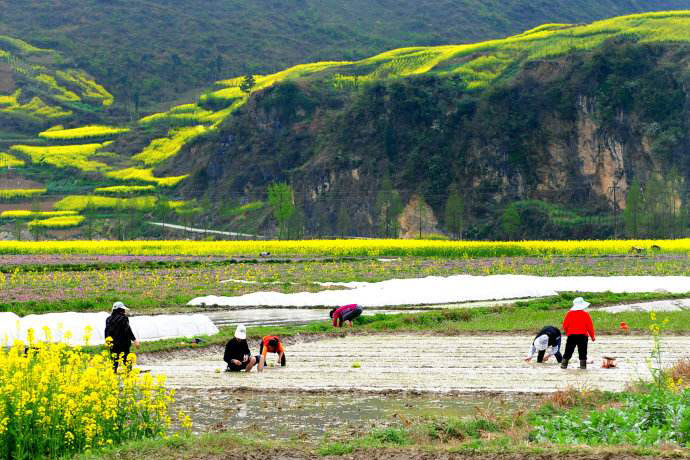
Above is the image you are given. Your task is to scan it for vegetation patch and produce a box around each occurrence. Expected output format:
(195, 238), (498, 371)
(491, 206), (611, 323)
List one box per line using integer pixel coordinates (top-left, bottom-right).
(54, 195), (158, 212)
(132, 126), (207, 165)
(38, 125), (129, 140)
(28, 215), (85, 228)
(0, 188), (45, 200)
(1, 210), (77, 219)
(105, 168), (188, 187)
(10, 143), (111, 172)
(94, 185), (156, 195)
(0, 339), (188, 460)
(0, 152), (25, 168)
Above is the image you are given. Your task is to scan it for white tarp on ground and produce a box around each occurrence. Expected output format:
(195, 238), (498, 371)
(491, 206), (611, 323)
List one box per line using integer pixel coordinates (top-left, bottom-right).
(189, 275), (690, 308)
(599, 298), (690, 313)
(1, 312), (219, 346)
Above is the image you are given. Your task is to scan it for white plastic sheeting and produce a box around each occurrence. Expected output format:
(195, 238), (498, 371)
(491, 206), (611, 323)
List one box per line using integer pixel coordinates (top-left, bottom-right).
(600, 298), (690, 313)
(188, 275), (690, 308)
(1, 312), (219, 346)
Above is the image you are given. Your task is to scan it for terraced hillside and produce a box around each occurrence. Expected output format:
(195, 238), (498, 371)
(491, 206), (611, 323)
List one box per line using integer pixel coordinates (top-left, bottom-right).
(2, 11), (690, 239)
(1, 0), (689, 108)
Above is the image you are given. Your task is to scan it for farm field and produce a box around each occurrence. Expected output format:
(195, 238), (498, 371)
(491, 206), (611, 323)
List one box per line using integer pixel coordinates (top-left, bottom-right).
(4, 247), (690, 459)
(3, 254), (690, 314)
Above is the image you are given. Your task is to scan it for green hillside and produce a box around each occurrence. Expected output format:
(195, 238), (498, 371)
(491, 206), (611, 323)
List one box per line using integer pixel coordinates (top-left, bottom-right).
(1, 0), (689, 109)
(2, 11), (690, 239)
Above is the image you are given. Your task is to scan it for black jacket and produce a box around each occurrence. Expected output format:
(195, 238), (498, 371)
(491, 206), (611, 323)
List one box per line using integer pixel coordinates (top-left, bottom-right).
(535, 326), (561, 347)
(224, 338), (250, 364)
(105, 311), (136, 350)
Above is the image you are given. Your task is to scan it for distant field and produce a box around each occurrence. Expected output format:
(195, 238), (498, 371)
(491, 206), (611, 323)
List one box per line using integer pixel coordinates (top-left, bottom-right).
(0, 239), (688, 257)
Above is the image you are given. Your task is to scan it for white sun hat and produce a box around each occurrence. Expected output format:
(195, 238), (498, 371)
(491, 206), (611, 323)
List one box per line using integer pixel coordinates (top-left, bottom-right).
(571, 297), (590, 311)
(234, 324), (247, 340)
(534, 334), (549, 351)
(112, 301), (129, 311)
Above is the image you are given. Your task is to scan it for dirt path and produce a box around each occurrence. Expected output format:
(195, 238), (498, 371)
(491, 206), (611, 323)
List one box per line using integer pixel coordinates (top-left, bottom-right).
(142, 334), (690, 393)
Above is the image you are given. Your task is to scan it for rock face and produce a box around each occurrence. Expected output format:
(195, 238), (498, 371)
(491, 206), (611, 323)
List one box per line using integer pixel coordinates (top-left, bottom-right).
(176, 42), (689, 238)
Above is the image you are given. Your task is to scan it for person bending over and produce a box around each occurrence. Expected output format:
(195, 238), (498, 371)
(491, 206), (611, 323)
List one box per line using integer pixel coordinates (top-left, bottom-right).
(561, 297), (596, 370)
(224, 324), (259, 372)
(258, 335), (286, 372)
(330, 304), (363, 328)
(105, 301), (140, 372)
(524, 325), (562, 363)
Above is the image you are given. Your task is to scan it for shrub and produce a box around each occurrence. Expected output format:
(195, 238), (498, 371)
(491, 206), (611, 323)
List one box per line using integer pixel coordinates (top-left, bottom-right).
(0, 338), (185, 459)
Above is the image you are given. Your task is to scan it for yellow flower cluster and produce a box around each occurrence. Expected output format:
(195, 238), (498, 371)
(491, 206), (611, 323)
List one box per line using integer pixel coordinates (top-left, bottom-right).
(0, 189), (46, 200)
(27, 215), (85, 229)
(0, 238), (687, 257)
(38, 125), (129, 141)
(132, 125), (208, 165)
(105, 168), (188, 187)
(0, 210), (76, 219)
(0, 332), (183, 459)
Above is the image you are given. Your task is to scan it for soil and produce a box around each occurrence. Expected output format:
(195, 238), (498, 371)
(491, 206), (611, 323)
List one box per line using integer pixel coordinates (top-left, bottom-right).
(141, 334), (690, 393)
(164, 447), (684, 459)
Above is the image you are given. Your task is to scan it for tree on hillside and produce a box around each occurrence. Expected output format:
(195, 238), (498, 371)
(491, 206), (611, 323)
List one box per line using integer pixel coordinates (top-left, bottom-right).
(267, 183), (295, 239)
(240, 75), (256, 95)
(501, 204), (521, 240)
(624, 178), (642, 238)
(375, 173), (403, 238)
(444, 182), (465, 240)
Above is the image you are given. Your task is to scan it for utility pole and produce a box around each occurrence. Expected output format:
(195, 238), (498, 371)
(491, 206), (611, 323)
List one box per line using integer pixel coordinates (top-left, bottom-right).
(608, 184), (620, 239)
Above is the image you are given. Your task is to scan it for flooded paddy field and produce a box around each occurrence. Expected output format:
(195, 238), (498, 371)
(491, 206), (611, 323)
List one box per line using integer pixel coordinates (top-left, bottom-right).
(143, 334), (690, 393)
(175, 389), (535, 439)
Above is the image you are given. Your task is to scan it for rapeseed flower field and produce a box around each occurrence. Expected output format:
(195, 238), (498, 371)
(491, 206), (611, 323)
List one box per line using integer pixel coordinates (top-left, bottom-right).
(0, 239), (687, 257)
(0, 332), (186, 460)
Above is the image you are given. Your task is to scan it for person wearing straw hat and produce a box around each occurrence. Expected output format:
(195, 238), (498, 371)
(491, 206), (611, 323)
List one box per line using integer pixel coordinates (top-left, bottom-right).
(223, 324), (260, 372)
(561, 297), (596, 370)
(524, 325), (562, 363)
(105, 301), (140, 372)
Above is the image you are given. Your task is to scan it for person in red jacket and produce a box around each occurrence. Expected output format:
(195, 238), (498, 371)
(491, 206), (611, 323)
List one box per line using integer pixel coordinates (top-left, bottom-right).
(257, 336), (286, 372)
(561, 297), (595, 369)
(330, 304), (363, 328)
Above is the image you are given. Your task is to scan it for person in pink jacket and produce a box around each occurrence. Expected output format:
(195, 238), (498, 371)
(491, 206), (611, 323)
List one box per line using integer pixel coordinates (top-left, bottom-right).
(561, 297), (596, 370)
(330, 304), (363, 327)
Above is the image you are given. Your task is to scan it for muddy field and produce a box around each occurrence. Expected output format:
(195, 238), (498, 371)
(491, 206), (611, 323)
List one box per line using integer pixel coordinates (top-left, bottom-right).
(142, 334), (690, 393)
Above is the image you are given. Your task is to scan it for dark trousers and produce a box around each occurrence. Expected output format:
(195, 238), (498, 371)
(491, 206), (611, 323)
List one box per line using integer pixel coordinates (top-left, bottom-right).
(111, 346), (131, 372)
(563, 335), (588, 361)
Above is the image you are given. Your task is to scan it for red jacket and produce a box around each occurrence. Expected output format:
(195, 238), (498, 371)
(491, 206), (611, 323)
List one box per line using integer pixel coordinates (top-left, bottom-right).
(562, 310), (595, 340)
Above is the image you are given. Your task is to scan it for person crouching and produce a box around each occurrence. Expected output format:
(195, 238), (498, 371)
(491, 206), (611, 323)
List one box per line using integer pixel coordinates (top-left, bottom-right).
(561, 297), (596, 370)
(330, 304), (363, 328)
(224, 324), (260, 372)
(258, 335), (286, 372)
(524, 325), (562, 363)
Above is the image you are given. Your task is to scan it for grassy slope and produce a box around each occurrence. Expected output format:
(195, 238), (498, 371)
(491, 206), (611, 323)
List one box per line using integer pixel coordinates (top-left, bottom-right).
(2, 0), (688, 108)
(5, 11), (690, 236)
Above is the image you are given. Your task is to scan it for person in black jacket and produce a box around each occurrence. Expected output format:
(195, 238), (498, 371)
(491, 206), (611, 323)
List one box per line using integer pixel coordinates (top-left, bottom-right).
(224, 324), (259, 372)
(524, 325), (562, 363)
(105, 301), (140, 372)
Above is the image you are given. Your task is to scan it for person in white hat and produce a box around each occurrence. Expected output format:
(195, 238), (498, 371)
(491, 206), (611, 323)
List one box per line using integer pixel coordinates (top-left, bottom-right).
(560, 297), (596, 369)
(223, 324), (259, 372)
(524, 325), (562, 363)
(105, 301), (140, 372)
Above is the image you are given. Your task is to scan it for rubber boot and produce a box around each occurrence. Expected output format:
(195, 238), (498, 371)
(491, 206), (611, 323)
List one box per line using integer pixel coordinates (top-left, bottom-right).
(579, 360), (587, 370)
(560, 359), (569, 369)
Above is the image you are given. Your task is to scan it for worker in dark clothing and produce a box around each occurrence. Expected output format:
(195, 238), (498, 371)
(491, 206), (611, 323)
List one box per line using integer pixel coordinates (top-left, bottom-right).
(104, 301), (140, 372)
(524, 326), (563, 363)
(224, 324), (259, 372)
